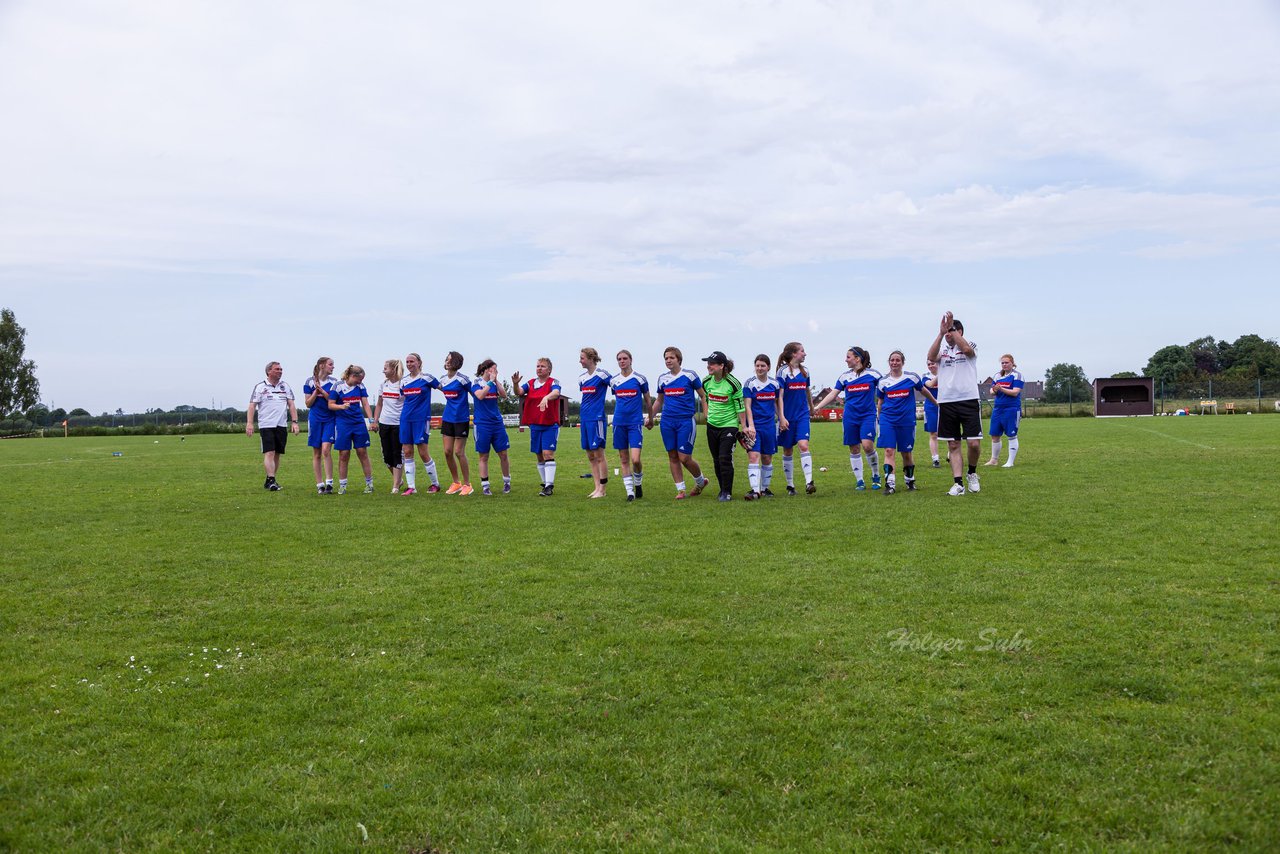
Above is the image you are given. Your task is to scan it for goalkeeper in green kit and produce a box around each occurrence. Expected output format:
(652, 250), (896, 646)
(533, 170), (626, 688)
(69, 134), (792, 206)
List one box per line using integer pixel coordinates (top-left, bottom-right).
(700, 351), (751, 502)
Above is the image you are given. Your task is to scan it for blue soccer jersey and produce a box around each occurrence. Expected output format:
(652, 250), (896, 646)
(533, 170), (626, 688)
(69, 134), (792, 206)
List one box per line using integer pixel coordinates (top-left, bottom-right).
(609, 372), (649, 426)
(836, 369), (881, 419)
(777, 365), (811, 422)
(578, 367), (611, 422)
(331, 382), (368, 424)
(743, 376), (781, 427)
(878, 372), (925, 424)
(471, 379), (504, 428)
(400, 373), (439, 421)
(991, 369), (1024, 411)
(438, 373), (472, 422)
(303, 377), (338, 421)
(656, 368), (703, 419)
(922, 372), (940, 416)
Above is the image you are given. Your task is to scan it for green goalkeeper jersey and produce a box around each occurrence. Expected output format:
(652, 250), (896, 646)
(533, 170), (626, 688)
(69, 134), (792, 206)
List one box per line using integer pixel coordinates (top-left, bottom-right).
(703, 374), (745, 428)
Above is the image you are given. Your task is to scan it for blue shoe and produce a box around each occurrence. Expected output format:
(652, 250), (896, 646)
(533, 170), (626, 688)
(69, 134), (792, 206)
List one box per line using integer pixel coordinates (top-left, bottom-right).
(871, 476), (882, 491)
(856, 480), (866, 491)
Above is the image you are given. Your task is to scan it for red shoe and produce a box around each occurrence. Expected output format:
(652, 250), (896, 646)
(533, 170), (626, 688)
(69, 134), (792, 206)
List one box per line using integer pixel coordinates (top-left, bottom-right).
(675, 491), (688, 500)
(426, 483), (441, 494)
(401, 487), (416, 496)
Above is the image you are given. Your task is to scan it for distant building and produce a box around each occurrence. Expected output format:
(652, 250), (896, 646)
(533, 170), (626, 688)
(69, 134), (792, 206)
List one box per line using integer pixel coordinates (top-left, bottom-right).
(1093, 377), (1154, 417)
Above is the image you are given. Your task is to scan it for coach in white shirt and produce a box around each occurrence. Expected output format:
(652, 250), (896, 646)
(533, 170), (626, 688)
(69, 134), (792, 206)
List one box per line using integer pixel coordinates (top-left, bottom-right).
(926, 312), (982, 496)
(247, 361), (299, 491)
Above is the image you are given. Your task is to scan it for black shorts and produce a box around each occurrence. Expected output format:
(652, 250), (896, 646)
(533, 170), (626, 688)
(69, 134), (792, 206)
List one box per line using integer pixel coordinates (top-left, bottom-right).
(378, 423), (403, 468)
(938, 400), (982, 441)
(260, 426), (288, 454)
(440, 420), (471, 439)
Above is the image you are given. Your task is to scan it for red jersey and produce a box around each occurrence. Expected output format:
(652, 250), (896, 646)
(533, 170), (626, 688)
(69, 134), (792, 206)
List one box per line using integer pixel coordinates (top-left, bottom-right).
(521, 376), (561, 426)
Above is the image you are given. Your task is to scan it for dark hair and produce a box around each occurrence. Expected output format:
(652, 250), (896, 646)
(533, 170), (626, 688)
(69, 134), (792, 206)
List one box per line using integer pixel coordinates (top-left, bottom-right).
(850, 347), (871, 370)
(754, 353), (771, 368)
(476, 359), (496, 374)
(778, 342), (808, 377)
(446, 351), (464, 371)
(950, 319), (965, 334)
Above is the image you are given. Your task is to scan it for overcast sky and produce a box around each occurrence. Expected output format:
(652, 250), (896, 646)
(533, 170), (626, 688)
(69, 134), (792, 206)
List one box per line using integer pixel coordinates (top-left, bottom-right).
(3, 0), (1278, 413)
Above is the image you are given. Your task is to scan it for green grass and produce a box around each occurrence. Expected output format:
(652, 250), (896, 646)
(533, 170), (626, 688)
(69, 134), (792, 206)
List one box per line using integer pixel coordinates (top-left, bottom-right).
(2, 418), (1278, 851)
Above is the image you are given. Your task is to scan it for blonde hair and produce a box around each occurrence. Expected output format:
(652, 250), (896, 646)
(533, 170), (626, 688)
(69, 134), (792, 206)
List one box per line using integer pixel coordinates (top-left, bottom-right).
(384, 359), (403, 382)
(581, 347), (600, 365)
(342, 364), (365, 383)
(537, 357), (553, 370)
(616, 349), (633, 361)
(1001, 353), (1017, 367)
(312, 356), (333, 385)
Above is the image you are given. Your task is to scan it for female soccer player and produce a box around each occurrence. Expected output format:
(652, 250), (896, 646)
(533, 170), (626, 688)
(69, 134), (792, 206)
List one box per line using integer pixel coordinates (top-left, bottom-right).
(776, 341), (814, 495)
(372, 358), (405, 494)
(513, 358), (561, 496)
(701, 351), (748, 501)
(399, 352), (442, 495)
(610, 349), (652, 501)
(814, 346), (882, 491)
(651, 346), (709, 499)
(303, 355), (337, 494)
(437, 351), (473, 495)
(471, 359), (512, 495)
(876, 350), (938, 494)
(985, 353), (1023, 467)
(327, 364), (374, 494)
(577, 347), (612, 498)
(743, 354), (784, 499)
(923, 358), (942, 467)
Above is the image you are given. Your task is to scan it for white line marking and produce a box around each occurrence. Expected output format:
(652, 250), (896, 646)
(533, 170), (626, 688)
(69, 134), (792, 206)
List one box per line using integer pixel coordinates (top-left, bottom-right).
(1131, 427), (1215, 450)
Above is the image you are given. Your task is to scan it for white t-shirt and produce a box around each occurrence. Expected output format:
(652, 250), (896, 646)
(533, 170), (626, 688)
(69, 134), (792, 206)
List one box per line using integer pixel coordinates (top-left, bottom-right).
(936, 339), (979, 403)
(251, 380), (294, 427)
(377, 379), (403, 425)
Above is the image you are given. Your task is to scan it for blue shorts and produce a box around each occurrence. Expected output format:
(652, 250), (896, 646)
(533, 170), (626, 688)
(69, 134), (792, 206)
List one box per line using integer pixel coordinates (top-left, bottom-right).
(399, 418), (431, 446)
(876, 419), (916, 453)
(843, 413), (877, 446)
(660, 416), (696, 455)
(777, 415), (810, 448)
(307, 416), (336, 449)
(990, 409), (1020, 438)
(529, 424), (558, 455)
(924, 406), (938, 433)
(612, 424), (644, 450)
(580, 419), (606, 451)
(474, 425), (510, 454)
(334, 420), (371, 452)
(751, 423), (778, 456)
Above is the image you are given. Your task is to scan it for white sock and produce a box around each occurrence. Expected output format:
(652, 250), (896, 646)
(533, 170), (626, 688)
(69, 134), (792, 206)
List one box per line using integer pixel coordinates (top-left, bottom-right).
(633, 471), (643, 485)
(676, 480), (686, 493)
(404, 459), (416, 488)
(991, 440), (1002, 460)
(365, 475), (373, 485)
(748, 463), (761, 493)
(800, 451), (813, 485)
(851, 453), (864, 481)
(502, 475), (511, 486)
(1008, 438), (1019, 463)
(865, 451), (880, 479)
(339, 478), (347, 488)
(424, 459), (439, 487)
(325, 478), (333, 486)
(762, 464), (773, 489)
(545, 460), (556, 485)
(623, 475), (635, 496)
(783, 456), (795, 487)
(537, 462), (546, 485)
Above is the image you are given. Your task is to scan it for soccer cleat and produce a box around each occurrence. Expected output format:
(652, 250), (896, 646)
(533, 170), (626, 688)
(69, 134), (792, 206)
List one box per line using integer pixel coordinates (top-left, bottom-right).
(626, 494), (635, 502)
(674, 491), (687, 500)
(324, 484), (334, 494)
(390, 487), (399, 495)
(1002, 461), (1015, 468)
(906, 480), (917, 491)
(743, 490), (758, 501)
(482, 484), (493, 495)
(316, 485), (326, 495)
(948, 483), (966, 496)
(634, 484), (643, 499)
(718, 492), (732, 502)
(855, 480), (866, 491)
(538, 484), (555, 497)
(932, 459), (941, 468)
(885, 482), (895, 495)
(263, 478), (272, 490)
(967, 473), (981, 493)
(267, 481), (281, 491)
(871, 476), (882, 490)
(762, 488), (775, 498)
(337, 483), (347, 495)
(426, 484), (441, 494)
(363, 482), (374, 494)
(503, 482), (512, 494)
(401, 487), (416, 496)
(805, 481), (816, 495)
(445, 482), (462, 495)
(690, 478), (707, 497)
(459, 484), (474, 496)
(786, 485), (797, 496)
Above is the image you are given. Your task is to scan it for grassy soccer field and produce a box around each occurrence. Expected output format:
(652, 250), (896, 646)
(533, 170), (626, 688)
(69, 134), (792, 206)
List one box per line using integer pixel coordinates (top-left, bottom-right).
(2, 417), (1278, 851)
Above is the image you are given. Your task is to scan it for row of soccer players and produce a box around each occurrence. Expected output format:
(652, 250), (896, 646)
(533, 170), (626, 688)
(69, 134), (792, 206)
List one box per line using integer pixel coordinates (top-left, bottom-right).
(288, 342), (1022, 499)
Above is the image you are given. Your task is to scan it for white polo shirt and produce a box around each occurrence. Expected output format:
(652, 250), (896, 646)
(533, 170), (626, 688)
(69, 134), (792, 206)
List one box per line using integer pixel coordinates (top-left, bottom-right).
(251, 380), (294, 427)
(936, 339), (979, 403)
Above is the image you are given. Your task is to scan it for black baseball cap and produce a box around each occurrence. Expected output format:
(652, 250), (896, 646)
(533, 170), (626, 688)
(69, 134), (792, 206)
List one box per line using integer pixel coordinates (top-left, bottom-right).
(701, 350), (728, 364)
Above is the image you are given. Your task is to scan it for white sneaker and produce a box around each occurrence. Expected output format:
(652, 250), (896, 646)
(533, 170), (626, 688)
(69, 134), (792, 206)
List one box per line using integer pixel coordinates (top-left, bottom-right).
(1002, 461), (1015, 468)
(967, 473), (981, 493)
(947, 483), (966, 496)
